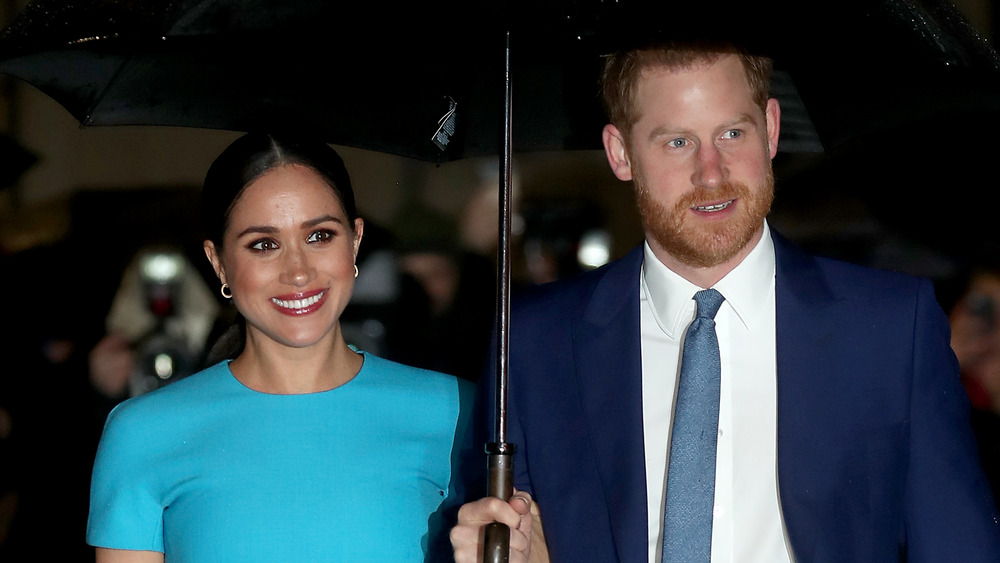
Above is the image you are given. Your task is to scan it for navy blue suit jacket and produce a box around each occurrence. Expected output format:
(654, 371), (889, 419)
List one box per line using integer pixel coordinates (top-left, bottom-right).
(483, 232), (1000, 562)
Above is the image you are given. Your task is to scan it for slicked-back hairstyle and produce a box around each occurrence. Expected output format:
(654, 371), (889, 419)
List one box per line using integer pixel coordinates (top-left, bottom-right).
(200, 132), (359, 363)
(600, 41), (773, 147)
(201, 132), (358, 249)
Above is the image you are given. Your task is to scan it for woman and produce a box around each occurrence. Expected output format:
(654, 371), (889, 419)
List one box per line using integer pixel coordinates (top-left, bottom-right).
(86, 133), (473, 561)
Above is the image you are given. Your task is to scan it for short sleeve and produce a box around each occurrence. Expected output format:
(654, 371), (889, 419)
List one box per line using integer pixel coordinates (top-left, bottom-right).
(86, 402), (165, 552)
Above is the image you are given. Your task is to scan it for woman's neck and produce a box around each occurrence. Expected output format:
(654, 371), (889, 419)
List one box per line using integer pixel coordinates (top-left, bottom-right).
(229, 329), (363, 394)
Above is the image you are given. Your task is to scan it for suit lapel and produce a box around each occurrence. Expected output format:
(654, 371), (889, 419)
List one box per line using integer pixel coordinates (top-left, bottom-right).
(772, 232), (839, 560)
(572, 247), (648, 563)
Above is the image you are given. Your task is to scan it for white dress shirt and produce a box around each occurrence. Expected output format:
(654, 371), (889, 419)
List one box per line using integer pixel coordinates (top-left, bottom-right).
(640, 223), (793, 563)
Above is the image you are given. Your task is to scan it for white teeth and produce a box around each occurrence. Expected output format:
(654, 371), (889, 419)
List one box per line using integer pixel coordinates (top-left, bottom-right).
(272, 291), (324, 310)
(694, 200), (733, 212)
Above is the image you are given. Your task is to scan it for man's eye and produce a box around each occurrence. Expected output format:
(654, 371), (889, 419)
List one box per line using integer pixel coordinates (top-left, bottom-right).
(667, 138), (687, 148)
(307, 229), (334, 243)
(722, 129), (742, 139)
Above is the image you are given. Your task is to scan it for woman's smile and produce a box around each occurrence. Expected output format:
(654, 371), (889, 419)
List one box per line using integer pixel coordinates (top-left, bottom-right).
(270, 288), (328, 316)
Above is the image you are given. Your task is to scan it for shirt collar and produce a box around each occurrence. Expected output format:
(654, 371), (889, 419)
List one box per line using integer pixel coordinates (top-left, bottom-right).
(641, 222), (776, 337)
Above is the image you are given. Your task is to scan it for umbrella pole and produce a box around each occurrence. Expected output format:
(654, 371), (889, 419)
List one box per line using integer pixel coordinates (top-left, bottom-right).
(483, 29), (516, 563)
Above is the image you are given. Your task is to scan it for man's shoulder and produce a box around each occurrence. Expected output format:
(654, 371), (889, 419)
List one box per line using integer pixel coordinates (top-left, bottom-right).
(774, 231), (927, 296)
(801, 250), (926, 293)
(513, 245), (643, 311)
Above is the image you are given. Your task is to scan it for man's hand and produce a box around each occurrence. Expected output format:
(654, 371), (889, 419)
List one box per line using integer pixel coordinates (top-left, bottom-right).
(450, 489), (549, 563)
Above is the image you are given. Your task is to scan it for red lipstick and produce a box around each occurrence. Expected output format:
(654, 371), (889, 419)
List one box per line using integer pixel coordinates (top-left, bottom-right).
(269, 288), (327, 316)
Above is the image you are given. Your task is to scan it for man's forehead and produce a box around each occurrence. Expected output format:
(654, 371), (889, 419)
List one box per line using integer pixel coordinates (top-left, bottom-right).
(637, 51), (737, 79)
(630, 57), (761, 129)
(634, 54), (753, 105)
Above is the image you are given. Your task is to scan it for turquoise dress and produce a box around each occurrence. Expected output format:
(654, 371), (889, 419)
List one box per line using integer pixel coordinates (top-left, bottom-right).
(87, 352), (473, 561)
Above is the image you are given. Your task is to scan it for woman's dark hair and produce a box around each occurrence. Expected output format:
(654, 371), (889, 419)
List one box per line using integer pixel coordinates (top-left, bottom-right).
(201, 132), (358, 249)
(201, 132), (358, 363)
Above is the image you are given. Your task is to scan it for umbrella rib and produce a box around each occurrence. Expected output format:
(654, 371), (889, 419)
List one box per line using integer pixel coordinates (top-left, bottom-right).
(81, 50), (139, 126)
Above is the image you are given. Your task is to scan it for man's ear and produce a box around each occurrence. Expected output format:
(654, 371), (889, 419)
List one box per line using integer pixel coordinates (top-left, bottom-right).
(203, 240), (227, 285)
(765, 97), (781, 159)
(602, 123), (634, 182)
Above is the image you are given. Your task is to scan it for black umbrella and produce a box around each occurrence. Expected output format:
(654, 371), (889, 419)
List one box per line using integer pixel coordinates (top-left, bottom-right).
(3, 1), (1000, 559)
(3, 0), (1000, 155)
(0, 0), (612, 162)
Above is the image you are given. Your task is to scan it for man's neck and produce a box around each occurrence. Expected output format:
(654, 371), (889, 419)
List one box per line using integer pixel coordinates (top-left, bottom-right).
(646, 225), (765, 289)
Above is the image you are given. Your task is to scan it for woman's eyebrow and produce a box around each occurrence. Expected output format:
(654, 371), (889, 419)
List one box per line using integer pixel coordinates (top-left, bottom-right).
(302, 214), (342, 229)
(235, 224), (277, 238)
(235, 215), (343, 238)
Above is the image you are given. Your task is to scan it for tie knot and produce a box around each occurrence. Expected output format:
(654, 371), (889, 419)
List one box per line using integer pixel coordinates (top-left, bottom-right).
(693, 289), (725, 320)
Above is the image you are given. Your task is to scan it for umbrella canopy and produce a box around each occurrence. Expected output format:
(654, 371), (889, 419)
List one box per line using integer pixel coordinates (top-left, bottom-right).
(3, 0), (1000, 161)
(0, 0), (473, 162)
(0, 0), (610, 162)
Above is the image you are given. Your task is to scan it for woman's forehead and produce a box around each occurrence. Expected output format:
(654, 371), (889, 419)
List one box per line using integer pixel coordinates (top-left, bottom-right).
(228, 164), (346, 225)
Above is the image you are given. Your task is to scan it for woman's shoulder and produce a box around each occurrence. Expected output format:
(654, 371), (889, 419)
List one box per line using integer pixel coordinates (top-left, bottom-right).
(360, 351), (460, 382)
(358, 351), (474, 399)
(355, 352), (474, 442)
(104, 361), (233, 427)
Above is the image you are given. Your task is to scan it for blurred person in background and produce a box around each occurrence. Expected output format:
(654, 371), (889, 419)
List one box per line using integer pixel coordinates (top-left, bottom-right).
(394, 205), (495, 383)
(86, 133), (472, 562)
(519, 199), (610, 285)
(90, 245), (220, 398)
(949, 267), (1000, 508)
(338, 219), (433, 368)
(0, 242), (115, 561)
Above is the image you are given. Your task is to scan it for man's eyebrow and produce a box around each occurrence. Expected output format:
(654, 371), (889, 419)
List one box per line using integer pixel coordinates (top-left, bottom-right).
(728, 112), (756, 127)
(647, 123), (687, 141)
(647, 113), (757, 141)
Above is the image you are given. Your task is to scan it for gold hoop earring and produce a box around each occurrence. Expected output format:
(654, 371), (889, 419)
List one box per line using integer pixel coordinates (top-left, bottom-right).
(353, 265), (359, 278)
(220, 283), (232, 299)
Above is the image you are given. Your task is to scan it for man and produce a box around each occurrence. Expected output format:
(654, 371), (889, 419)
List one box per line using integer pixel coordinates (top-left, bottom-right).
(451, 41), (1000, 562)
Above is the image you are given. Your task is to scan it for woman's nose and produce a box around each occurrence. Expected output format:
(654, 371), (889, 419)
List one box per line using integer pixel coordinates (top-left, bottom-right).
(279, 247), (316, 286)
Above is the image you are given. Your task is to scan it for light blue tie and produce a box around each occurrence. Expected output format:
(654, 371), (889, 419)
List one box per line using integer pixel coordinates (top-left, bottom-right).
(662, 288), (725, 562)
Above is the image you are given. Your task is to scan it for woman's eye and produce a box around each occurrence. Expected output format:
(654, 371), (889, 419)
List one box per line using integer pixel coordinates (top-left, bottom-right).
(250, 239), (278, 251)
(307, 229), (335, 244)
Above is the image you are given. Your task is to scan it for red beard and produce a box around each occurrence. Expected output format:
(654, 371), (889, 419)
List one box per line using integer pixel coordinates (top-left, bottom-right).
(634, 170), (774, 269)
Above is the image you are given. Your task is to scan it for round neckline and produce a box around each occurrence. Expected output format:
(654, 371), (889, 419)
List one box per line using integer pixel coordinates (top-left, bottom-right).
(223, 350), (368, 396)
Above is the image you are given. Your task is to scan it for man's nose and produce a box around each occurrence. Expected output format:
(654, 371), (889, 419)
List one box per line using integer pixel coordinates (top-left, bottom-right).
(692, 144), (726, 188)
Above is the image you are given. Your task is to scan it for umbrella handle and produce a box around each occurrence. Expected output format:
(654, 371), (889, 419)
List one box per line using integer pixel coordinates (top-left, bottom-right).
(482, 442), (515, 563)
(482, 523), (510, 563)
